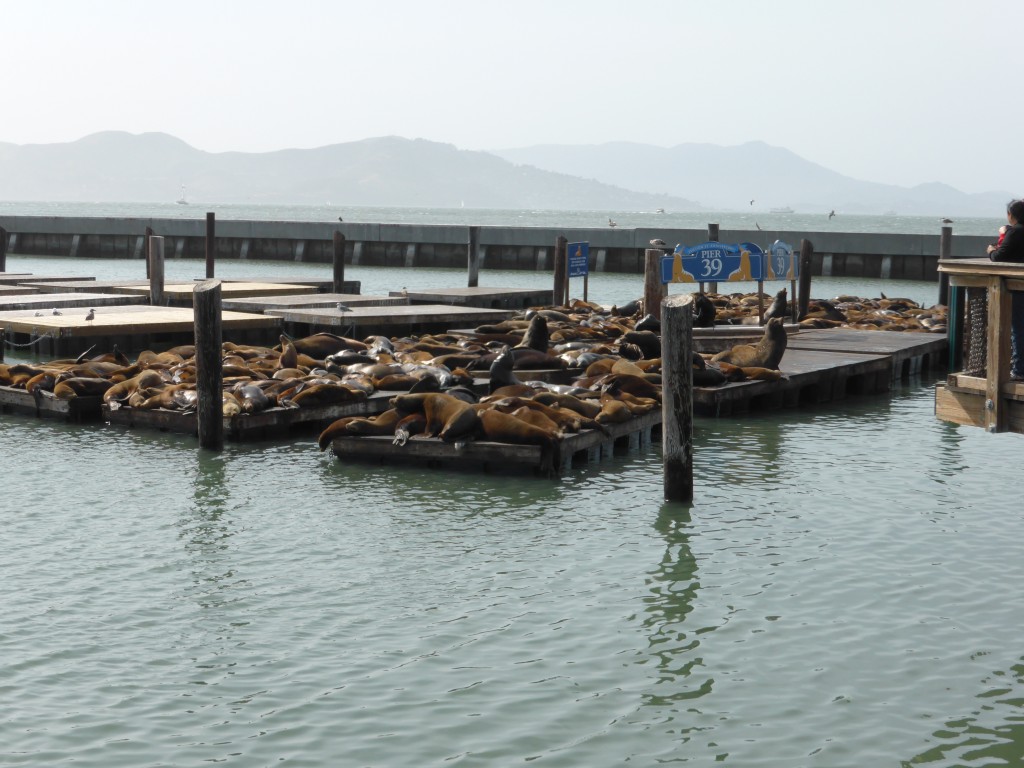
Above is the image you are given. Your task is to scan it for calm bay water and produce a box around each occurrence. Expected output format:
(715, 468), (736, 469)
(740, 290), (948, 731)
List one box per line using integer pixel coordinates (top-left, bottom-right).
(2, 204), (1023, 767)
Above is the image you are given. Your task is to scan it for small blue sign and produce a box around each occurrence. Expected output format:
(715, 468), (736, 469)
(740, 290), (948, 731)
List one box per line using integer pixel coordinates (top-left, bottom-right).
(765, 240), (798, 280)
(662, 241), (764, 283)
(568, 242), (589, 278)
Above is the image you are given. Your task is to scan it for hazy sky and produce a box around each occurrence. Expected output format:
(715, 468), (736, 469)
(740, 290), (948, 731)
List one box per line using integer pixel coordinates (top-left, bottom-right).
(3, 0), (1020, 195)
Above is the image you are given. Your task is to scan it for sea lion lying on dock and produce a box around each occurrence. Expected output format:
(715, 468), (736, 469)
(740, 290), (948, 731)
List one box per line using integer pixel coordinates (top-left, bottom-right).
(710, 317), (788, 370)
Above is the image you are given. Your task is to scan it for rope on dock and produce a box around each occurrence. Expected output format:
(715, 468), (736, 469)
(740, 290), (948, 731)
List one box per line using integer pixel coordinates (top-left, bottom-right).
(2, 329), (58, 349)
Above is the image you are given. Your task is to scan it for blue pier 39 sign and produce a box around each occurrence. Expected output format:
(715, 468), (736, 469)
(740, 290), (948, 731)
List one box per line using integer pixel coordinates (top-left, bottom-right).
(568, 242), (589, 278)
(765, 240), (798, 280)
(661, 241), (765, 283)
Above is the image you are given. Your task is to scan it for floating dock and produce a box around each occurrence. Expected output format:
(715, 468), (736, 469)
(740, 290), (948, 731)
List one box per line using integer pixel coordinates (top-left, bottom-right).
(0, 274), (95, 285)
(0, 385), (103, 421)
(222, 292), (408, 314)
(0, 304), (280, 356)
(109, 281), (318, 305)
(392, 286), (554, 309)
(0, 292), (147, 311)
(330, 410), (660, 476)
(266, 304), (517, 335)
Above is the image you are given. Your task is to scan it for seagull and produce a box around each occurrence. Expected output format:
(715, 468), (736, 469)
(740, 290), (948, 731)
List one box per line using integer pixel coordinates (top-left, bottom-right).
(649, 238), (667, 248)
(750, 199), (755, 206)
(85, 308), (95, 322)
(51, 308), (62, 316)
(941, 217), (954, 224)
(338, 216), (344, 222)
(608, 218), (617, 228)
(755, 222), (762, 231)
(336, 302), (352, 313)
(828, 209), (836, 220)
(34, 311), (42, 317)
(400, 287), (408, 297)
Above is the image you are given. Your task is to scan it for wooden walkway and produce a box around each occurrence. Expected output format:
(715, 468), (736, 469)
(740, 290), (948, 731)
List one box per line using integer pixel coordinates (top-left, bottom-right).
(0, 292), (147, 311)
(0, 274), (95, 285)
(22, 280), (146, 294)
(267, 304), (517, 334)
(110, 281), (317, 304)
(0, 304), (280, 356)
(222, 293), (407, 313)
(393, 286), (553, 309)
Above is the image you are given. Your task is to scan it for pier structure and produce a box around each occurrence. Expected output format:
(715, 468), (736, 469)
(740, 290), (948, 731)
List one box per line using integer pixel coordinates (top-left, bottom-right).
(935, 258), (1024, 434)
(0, 216), (988, 281)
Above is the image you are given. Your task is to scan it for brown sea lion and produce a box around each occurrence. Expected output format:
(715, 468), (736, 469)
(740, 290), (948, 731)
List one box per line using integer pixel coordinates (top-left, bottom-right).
(52, 377), (115, 400)
(286, 382), (366, 408)
(391, 392), (477, 439)
(711, 317), (788, 370)
(103, 369), (168, 405)
(478, 409), (561, 474)
(763, 288), (788, 321)
(516, 314), (549, 353)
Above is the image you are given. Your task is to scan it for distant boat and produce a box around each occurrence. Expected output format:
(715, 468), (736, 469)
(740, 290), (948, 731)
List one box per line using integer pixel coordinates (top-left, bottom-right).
(769, 206), (794, 214)
(176, 185), (188, 205)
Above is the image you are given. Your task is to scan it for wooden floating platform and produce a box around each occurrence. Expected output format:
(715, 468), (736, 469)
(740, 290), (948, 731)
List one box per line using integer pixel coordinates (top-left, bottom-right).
(693, 323), (801, 354)
(21, 279), (146, 294)
(111, 281), (318, 305)
(787, 327), (946, 379)
(0, 292), (147, 311)
(0, 304), (280, 356)
(0, 385), (103, 421)
(330, 409), (661, 476)
(222, 292), (407, 314)
(0, 285), (40, 296)
(267, 303), (517, 335)
(935, 375), (1024, 432)
(0, 278), (95, 286)
(103, 390), (397, 440)
(390, 286), (554, 309)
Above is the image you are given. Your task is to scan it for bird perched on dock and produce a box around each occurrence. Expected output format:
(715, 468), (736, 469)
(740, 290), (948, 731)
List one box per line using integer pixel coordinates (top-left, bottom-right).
(608, 218), (617, 228)
(649, 238), (667, 248)
(941, 217), (954, 224)
(336, 302), (352, 314)
(34, 311), (42, 317)
(51, 308), (62, 316)
(85, 308), (96, 322)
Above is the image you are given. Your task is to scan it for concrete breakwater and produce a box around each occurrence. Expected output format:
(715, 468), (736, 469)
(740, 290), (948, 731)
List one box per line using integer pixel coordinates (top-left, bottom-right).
(0, 216), (990, 281)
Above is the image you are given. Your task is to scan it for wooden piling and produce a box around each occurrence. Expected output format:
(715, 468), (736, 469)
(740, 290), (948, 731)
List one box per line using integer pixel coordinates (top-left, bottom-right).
(205, 212), (216, 279)
(937, 225), (953, 306)
(661, 293), (694, 502)
(149, 236), (164, 305)
(553, 235), (568, 307)
(144, 226), (153, 279)
(0, 328), (5, 363)
(332, 231), (346, 293)
(797, 238), (814, 320)
(194, 279), (224, 450)
(0, 225), (7, 272)
(643, 248), (667, 321)
(467, 226), (480, 288)
(149, 235), (165, 306)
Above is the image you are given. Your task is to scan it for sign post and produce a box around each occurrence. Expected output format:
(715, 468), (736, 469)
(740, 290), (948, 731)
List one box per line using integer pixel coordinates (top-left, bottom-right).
(567, 241), (590, 302)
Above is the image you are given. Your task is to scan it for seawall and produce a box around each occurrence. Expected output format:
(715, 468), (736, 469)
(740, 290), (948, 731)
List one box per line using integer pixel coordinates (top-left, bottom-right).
(0, 216), (991, 281)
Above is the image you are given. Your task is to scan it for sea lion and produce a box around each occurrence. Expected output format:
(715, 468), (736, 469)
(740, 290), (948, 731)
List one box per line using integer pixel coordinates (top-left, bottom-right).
(635, 314), (661, 333)
(392, 412), (427, 446)
(489, 346), (520, 393)
(692, 292), (717, 328)
(478, 409), (561, 474)
(711, 316), (788, 370)
(103, 369), (167, 405)
(52, 377), (115, 399)
(619, 330), (661, 359)
(317, 408), (406, 449)
(763, 288), (788, 322)
(286, 382), (366, 408)
(610, 299), (642, 317)
(391, 392), (477, 439)
(288, 332), (367, 358)
(516, 314), (549, 353)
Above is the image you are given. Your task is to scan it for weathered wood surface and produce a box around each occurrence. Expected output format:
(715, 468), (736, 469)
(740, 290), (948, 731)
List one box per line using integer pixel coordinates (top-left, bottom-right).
(0, 304), (278, 336)
(0, 385), (104, 420)
(661, 293), (693, 503)
(0, 285), (39, 295)
(0, 274), (96, 285)
(935, 382), (1024, 432)
(114, 281), (318, 302)
(390, 286), (553, 309)
(266, 303), (515, 328)
(194, 280), (224, 449)
(222, 293), (406, 314)
(21, 280), (146, 294)
(0, 292), (147, 311)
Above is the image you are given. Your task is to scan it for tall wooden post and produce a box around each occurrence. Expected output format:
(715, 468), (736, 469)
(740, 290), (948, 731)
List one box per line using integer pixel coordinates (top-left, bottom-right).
(194, 279), (224, 450)
(332, 231), (346, 293)
(797, 238), (814, 320)
(205, 212), (216, 279)
(643, 248), (667, 321)
(144, 226), (153, 279)
(553, 235), (568, 307)
(0, 226), (8, 273)
(661, 293), (694, 502)
(149, 235), (165, 306)
(706, 223), (720, 294)
(467, 226), (480, 288)
(937, 225), (953, 306)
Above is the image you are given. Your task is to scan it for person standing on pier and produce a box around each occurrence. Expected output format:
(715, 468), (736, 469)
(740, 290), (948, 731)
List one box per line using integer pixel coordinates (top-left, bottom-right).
(987, 199), (1024, 379)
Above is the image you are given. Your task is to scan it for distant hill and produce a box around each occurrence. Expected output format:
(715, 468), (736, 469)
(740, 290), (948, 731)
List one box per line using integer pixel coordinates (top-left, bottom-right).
(492, 140), (1014, 217)
(0, 132), (700, 211)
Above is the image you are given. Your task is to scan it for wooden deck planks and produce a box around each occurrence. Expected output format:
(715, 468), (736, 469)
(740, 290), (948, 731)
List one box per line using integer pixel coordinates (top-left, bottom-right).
(267, 303), (516, 329)
(0, 292), (147, 311)
(391, 286), (554, 309)
(222, 293), (407, 313)
(0, 304), (279, 338)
